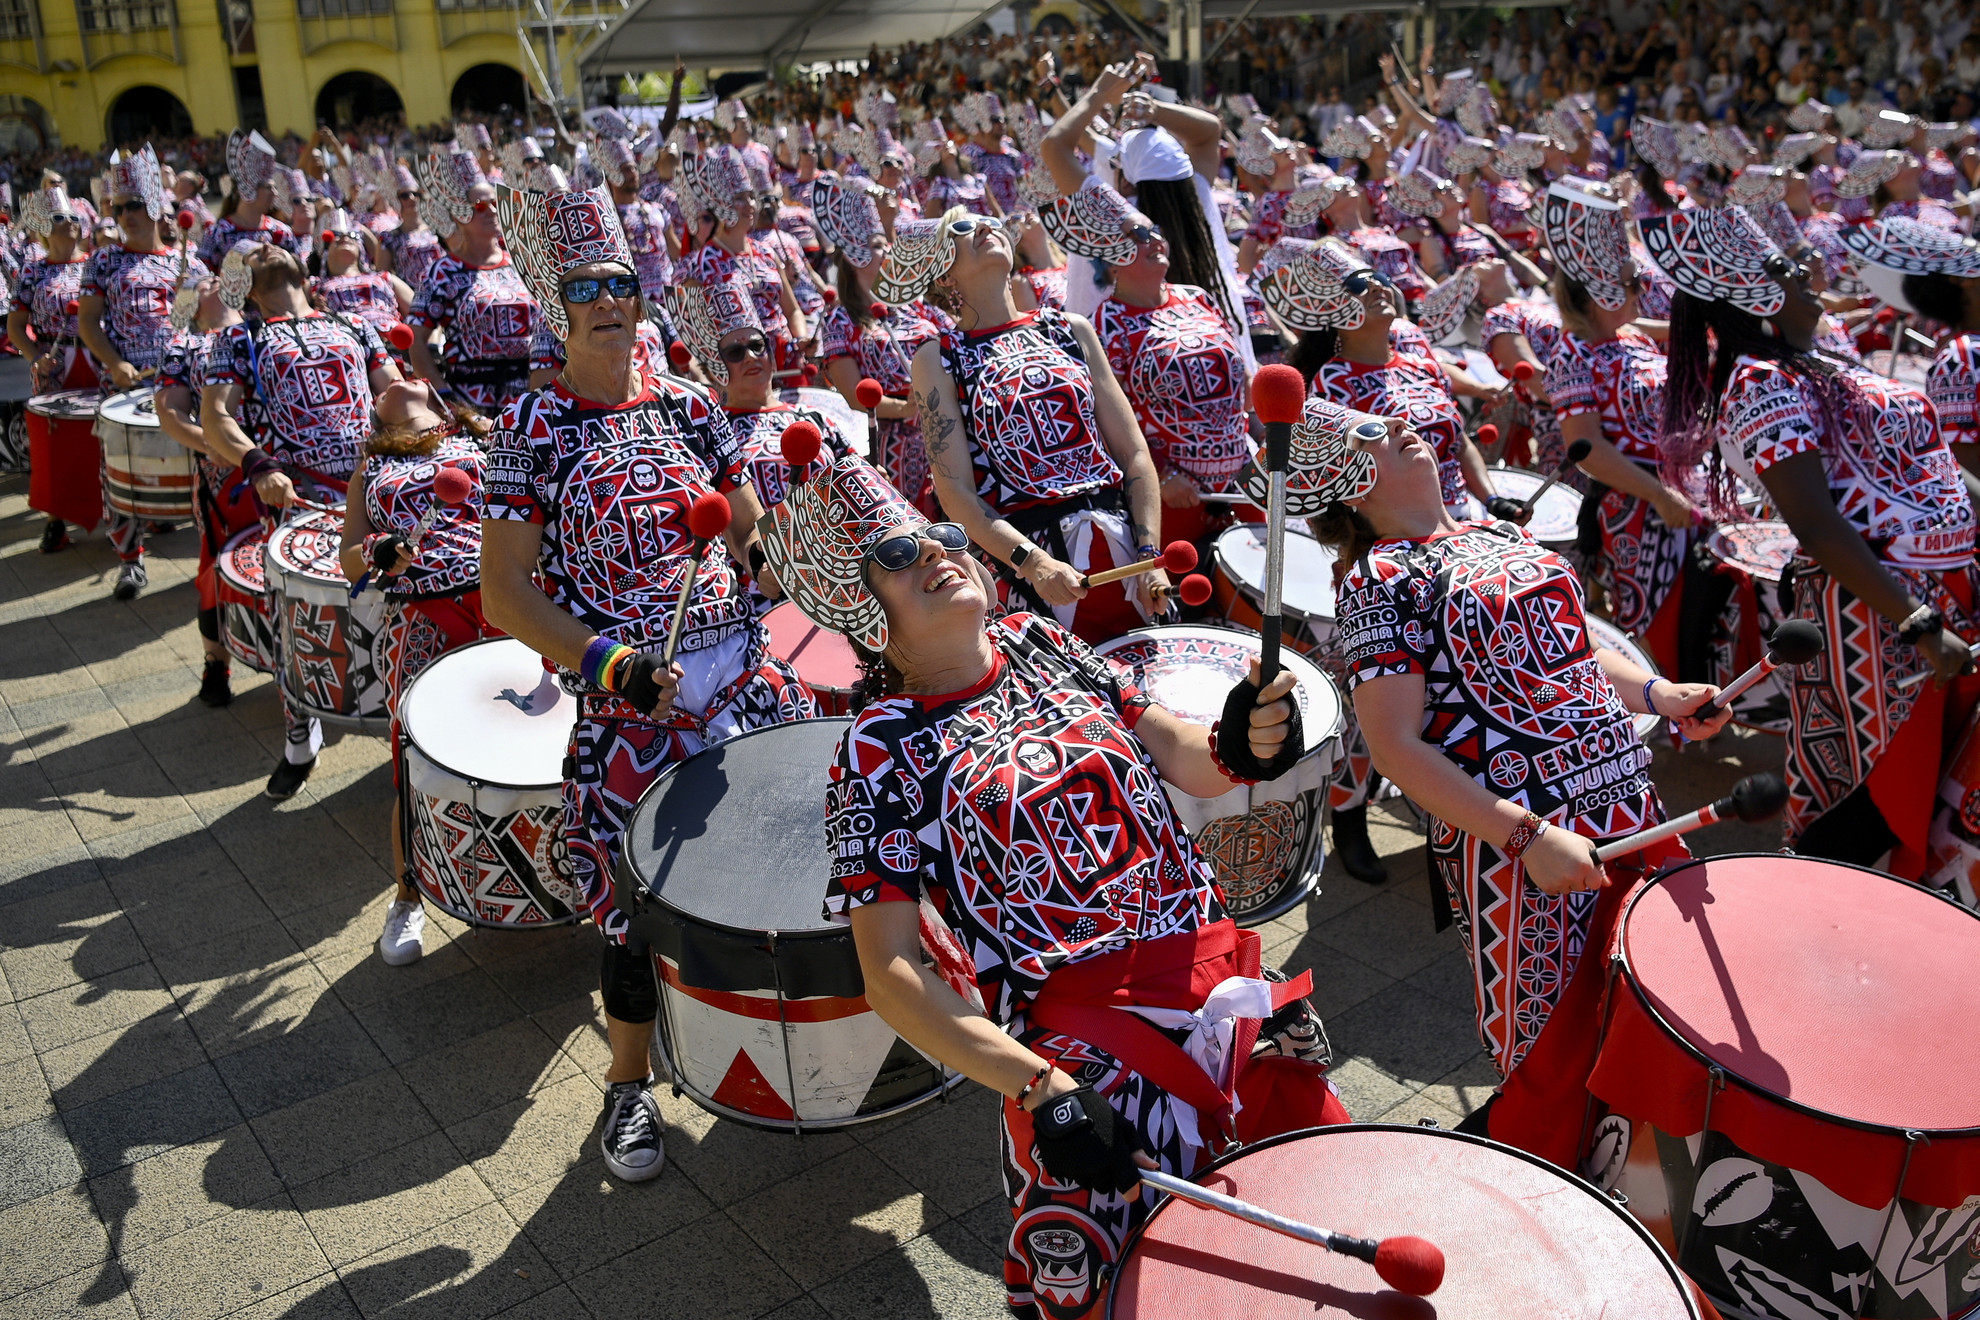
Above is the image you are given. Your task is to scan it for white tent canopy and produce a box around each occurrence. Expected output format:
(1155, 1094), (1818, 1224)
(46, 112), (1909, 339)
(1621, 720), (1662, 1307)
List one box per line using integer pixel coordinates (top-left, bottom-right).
(581, 0), (1007, 77)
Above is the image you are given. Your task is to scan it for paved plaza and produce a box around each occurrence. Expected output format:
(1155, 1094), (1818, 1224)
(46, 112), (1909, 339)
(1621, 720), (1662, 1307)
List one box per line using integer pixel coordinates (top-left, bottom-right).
(0, 473), (1785, 1320)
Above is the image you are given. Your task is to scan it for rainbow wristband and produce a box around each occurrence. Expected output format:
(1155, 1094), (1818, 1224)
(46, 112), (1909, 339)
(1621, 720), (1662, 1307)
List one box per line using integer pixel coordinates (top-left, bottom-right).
(581, 637), (633, 691)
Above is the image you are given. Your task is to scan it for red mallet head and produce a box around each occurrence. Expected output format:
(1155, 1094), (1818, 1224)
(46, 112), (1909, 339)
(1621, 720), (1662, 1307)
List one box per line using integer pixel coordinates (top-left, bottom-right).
(780, 419), (823, 468)
(1178, 573), (1214, 607)
(1876, 306), (1898, 324)
(869, 301), (891, 320)
(1476, 423), (1499, 445)
(65, 299), (80, 315)
(668, 340), (693, 369)
(1373, 1236), (1446, 1297)
(687, 490), (732, 541)
(855, 377), (885, 410)
(1160, 540), (1198, 574)
(432, 464), (476, 505)
(321, 230), (338, 245)
(1511, 360), (1536, 381)
(176, 209), (196, 231)
(820, 286), (838, 303)
(385, 322), (415, 351)
(1253, 363), (1306, 425)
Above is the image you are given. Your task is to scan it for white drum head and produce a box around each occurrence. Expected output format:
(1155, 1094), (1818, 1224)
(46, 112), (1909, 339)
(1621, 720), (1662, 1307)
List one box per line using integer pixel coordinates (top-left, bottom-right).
(1096, 625), (1344, 757)
(401, 637), (577, 789)
(778, 386), (869, 455)
(1212, 523), (1340, 623)
(98, 388), (161, 429)
(1587, 617), (1662, 742)
(1488, 467), (1584, 546)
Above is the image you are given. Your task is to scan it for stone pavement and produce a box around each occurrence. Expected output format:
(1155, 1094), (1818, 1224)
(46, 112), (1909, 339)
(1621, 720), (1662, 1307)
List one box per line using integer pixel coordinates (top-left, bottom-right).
(0, 474), (1786, 1320)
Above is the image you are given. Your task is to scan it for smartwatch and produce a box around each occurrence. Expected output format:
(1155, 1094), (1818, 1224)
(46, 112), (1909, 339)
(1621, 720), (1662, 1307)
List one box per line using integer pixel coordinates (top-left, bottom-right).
(1010, 542), (1036, 569)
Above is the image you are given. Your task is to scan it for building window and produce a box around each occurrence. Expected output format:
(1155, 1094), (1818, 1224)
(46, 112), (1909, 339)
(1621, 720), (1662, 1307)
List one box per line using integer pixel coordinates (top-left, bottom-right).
(0, 0), (40, 40)
(297, 0), (387, 15)
(77, 0), (171, 30)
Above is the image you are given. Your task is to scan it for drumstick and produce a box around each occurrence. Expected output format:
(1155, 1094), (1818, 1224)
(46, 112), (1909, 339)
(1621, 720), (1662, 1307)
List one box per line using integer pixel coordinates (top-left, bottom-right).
(1592, 772), (1788, 861)
(869, 303), (915, 375)
(1896, 661), (1979, 692)
(1517, 439), (1593, 517)
(349, 463), (476, 597)
(1252, 363), (1307, 684)
(1138, 1169), (1445, 1297)
(1083, 540), (1196, 588)
(661, 491), (733, 669)
(1693, 619), (1824, 721)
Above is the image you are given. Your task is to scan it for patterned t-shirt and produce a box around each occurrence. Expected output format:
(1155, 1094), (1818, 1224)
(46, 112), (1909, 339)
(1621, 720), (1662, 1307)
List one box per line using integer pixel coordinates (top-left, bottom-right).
(1337, 520), (1657, 837)
(1929, 333), (1980, 448)
(823, 611), (1226, 1025)
(11, 256), (85, 340)
(961, 142), (1026, 216)
(618, 198), (674, 300)
(482, 375), (754, 674)
(383, 226), (445, 291)
(316, 270), (402, 330)
(680, 238), (793, 344)
(407, 252), (539, 364)
(158, 326), (240, 501)
(1020, 266), (1068, 311)
(939, 308), (1123, 512)
(83, 247), (212, 373)
(1319, 351), (1468, 508)
(1716, 355), (1975, 570)
(203, 312), (390, 480)
(1480, 296), (1564, 374)
(196, 214), (300, 270)
(1243, 188), (1320, 247)
(360, 431), (486, 597)
(1545, 325), (1667, 463)
(725, 402), (853, 509)
(1094, 285), (1250, 492)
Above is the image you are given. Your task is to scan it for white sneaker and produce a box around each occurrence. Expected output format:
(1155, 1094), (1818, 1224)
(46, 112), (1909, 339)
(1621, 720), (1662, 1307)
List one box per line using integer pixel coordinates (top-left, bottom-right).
(378, 899), (426, 966)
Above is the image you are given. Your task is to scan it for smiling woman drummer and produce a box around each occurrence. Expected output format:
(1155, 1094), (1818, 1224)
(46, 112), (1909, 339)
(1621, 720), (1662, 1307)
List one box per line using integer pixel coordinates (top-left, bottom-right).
(759, 448), (1347, 1320)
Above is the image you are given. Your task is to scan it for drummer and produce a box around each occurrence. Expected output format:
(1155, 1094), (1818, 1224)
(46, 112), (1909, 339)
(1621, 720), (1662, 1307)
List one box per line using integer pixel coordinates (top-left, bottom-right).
(6, 176), (94, 555)
(479, 182), (814, 1185)
(314, 209), (413, 332)
(198, 131), (303, 270)
(407, 150), (541, 416)
(339, 378), (497, 967)
(890, 209), (1172, 644)
(78, 145), (209, 602)
(677, 145), (810, 379)
(380, 162), (445, 292)
(198, 240), (402, 799)
(1312, 396), (1733, 1161)
(761, 453), (1342, 1319)
(1861, 217), (1980, 477)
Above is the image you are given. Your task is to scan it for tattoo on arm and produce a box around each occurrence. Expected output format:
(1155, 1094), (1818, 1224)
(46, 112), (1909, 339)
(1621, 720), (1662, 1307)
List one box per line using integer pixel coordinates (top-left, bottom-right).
(1123, 475), (1155, 545)
(919, 386), (958, 463)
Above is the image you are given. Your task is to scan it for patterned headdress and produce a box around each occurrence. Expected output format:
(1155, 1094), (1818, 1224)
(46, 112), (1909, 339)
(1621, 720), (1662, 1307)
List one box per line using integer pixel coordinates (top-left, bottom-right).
(666, 277), (763, 385)
(1541, 106), (1583, 150)
(271, 167), (310, 214)
(712, 99), (749, 133)
(494, 183), (635, 341)
(1236, 116), (1291, 177)
(1282, 176), (1353, 228)
(107, 145), (166, 220)
(227, 130), (279, 198)
(16, 180), (75, 237)
(1414, 266), (1477, 345)
(1039, 177), (1139, 265)
(1455, 83), (1500, 139)
(1321, 115), (1381, 161)
(1638, 208), (1785, 317)
(595, 137), (637, 189)
(873, 218), (956, 304)
(1842, 215), (1980, 314)
(1257, 238), (1369, 331)
(1632, 116), (1683, 178)
(1495, 132), (1550, 175)
(421, 149), (485, 230)
(1926, 122), (1970, 152)
(759, 456), (925, 652)
(1699, 124), (1757, 172)
(810, 175), (885, 268)
(217, 238), (259, 311)
(854, 86), (897, 133)
(1728, 165), (1787, 206)
(1745, 201), (1804, 256)
(1836, 149), (1905, 198)
(1543, 182), (1630, 311)
(1772, 132), (1826, 169)
(678, 146), (750, 229)
(1236, 397), (1382, 514)
(1787, 100), (1834, 133)
(1432, 67), (1474, 118)
(391, 161), (419, 194)
(953, 92), (1004, 138)
(912, 118), (951, 174)
(1444, 136), (1497, 177)
(1862, 110), (1917, 150)
(1388, 166), (1452, 218)
(455, 122), (492, 152)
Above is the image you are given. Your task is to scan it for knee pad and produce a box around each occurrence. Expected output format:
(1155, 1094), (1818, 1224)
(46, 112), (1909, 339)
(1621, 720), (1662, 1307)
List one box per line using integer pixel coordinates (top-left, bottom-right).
(599, 936), (658, 1023)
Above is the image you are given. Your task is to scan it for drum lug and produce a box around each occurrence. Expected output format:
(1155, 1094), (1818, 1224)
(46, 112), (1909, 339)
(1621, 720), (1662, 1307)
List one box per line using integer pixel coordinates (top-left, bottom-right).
(1605, 1188), (1629, 1207)
(1414, 1116), (1441, 1129)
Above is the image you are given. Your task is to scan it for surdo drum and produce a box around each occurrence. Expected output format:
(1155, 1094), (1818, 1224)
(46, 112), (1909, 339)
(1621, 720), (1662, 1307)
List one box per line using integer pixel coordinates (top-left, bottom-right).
(1488, 465), (1585, 552)
(1583, 855), (1980, 1320)
(1095, 627), (1344, 926)
(763, 601), (861, 717)
(26, 389), (103, 529)
(215, 525), (277, 674)
(266, 510), (390, 731)
(616, 720), (964, 1132)
(1109, 1125), (1707, 1319)
(399, 638), (582, 927)
(96, 388), (194, 519)
(1207, 522), (1342, 658)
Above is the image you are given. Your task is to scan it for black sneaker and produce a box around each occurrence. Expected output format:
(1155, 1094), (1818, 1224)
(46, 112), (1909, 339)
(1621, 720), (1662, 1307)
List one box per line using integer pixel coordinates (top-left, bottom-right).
(1331, 804), (1390, 885)
(112, 560), (147, 601)
(600, 1078), (664, 1182)
(197, 659), (233, 707)
(38, 519), (68, 554)
(264, 756), (315, 800)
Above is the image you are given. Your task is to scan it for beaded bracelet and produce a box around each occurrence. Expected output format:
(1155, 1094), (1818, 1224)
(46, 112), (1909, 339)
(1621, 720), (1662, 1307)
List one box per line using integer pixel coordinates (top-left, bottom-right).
(1207, 720), (1261, 786)
(1504, 810), (1549, 859)
(1015, 1062), (1053, 1108)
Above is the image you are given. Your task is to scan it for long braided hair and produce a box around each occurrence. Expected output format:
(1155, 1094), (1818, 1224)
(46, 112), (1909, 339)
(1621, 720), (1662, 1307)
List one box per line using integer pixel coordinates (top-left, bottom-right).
(1126, 176), (1241, 332)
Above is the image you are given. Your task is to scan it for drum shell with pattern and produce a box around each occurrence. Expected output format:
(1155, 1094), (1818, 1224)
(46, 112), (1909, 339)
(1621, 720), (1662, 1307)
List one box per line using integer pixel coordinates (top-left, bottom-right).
(216, 525), (277, 675)
(1207, 522), (1342, 660)
(399, 638), (582, 928)
(96, 388), (195, 519)
(266, 510), (390, 731)
(1110, 1125), (1706, 1319)
(616, 720), (964, 1133)
(1584, 854), (1980, 1320)
(27, 389), (103, 529)
(1095, 626), (1343, 927)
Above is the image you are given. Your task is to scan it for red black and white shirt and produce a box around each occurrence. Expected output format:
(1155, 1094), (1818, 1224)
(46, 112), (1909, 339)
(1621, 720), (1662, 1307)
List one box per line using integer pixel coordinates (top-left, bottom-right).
(84, 247), (210, 373)
(316, 270), (402, 331)
(383, 226), (444, 291)
(680, 238), (793, 346)
(1545, 325), (1667, 464)
(754, 224), (824, 318)
(1433, 224), (1498, 271)
(823, 611), (1225, 1025)
(407, 252), (540, 410)
(1243, 188), (1320, 247)
(1928, 333), (1980, 448)
(1019, 265), (1068, 311)
(483, 375), (755, 678)
(11, 255), (85, 340)
(158, 326), (238, 501)
(1717, 356), (1975, 570)
(939, 308), (1123, 512)
(917, 172), (984, 216)
(360, 431), (486, 598)
(196, 214), (300, 270)
(203, 311), (390, 482)
(1318, 351), (1468, 509)
(961, 142), (1026, 216)
(1094, 284), (1251, 493)
(618, 198), (674, 301)
(725, 401), (853, 509)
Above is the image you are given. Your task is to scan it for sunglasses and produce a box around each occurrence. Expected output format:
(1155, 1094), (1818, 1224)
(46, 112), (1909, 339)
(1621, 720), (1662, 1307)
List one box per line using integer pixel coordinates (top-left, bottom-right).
(471, 199), (495, 214)
(1341, 269), (1393, 295)
(718, 334), (770, 363)
(1127, 223), (1165, 247)
(115, 199), (149, 215)
(869, 522), (969, 572)
(561, 273), (641, 303)
(947, 216), (1003, 236)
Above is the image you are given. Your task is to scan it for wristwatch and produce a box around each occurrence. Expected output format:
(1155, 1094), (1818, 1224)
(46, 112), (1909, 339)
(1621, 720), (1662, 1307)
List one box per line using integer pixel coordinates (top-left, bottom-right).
(1899, 604), (1944, 645)
(1136, 544), (1159, 561)
(1009, 542), (1036, 570)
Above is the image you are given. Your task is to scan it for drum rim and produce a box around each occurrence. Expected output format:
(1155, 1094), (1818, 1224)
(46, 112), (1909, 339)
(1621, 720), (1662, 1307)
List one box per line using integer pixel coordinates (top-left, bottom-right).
(97, 388), (163, 427)
(399, 636), (573, 792)
(1209, 522), (1338, 625)
(1618, 850), (1980, 1139)
(1106, 1122), (1703, 1319)
(617, 716), (856, 941)
(266, 521), (356, 589)
(1096, 623), (1348, 754)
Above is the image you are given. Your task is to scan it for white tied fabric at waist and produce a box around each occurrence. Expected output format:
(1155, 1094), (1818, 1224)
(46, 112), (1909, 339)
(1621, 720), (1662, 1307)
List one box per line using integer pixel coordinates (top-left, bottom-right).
(1057, 506), (1163, 628)
(1123, 973), (1278, 1159)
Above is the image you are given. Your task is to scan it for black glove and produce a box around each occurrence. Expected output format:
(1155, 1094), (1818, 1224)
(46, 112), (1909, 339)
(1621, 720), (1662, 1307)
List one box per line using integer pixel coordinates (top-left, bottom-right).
(1216, 676), (1305, 782)
(368, 534), (412, 572)
(1485, 495), (1527, 523)
(1030, 1084), (1142, 1194)
(617, 652), (673, 719)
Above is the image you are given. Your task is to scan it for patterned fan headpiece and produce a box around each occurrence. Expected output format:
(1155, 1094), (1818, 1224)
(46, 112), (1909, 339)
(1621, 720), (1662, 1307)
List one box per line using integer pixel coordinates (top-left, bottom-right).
(1432, 67), (1474, 118)
(1638, 207), (1786, 317)
(873, 218), (956, 304)
(1038, 177), (1139, 264)
(1282, 176), (1353, 229)
(666, 277), (762, 386)
(107, 145), (166, 221)
(1771, 132), (1826, 169)
(1727, 164), (1787, 206)
(678, 146), (750, 228)
(759, 455), (926, 652)
(271, 167), (311, 214)
(1444, 135), (1497, 176)
(810, 176), (886, 268)
(1257, 238), (1369, 331)
(226, 130), (279, 198)
(1787, 100), (1834, 132)
(1835, 149), (1905, 199)
(1414, 266), (1477, 345)
(1632, 116), (1683, 178)
(454, 122), (492, 152)
(1543, 182), (1630, 311)
(420, 150), (485, 231)
(494, 182), (634, 340)
(17, 180), (75, 237)
(1455, 82), (1499, 138)
(1862, 110), (1918, 150)
(217, 238), (260, 311)
(713, 99), (749, 133)
(1321, 115), (1381, 161)
(1236, 116), (1291, 177)
(1236, 398), (1383, 514)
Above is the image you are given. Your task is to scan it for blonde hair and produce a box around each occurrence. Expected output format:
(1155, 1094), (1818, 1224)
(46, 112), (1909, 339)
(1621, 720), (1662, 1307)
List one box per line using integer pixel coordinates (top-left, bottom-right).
(367, 401), (492, 457)
(924, 204), (972, 317)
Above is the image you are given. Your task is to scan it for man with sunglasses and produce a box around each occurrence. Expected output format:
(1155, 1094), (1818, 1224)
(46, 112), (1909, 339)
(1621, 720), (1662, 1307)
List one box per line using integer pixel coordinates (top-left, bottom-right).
(79, 146), (211, 601)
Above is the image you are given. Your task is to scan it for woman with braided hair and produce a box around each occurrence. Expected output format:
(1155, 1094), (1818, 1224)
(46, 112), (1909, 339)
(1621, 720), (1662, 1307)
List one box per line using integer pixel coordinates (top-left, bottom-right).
(1646, 206), (1979, 873)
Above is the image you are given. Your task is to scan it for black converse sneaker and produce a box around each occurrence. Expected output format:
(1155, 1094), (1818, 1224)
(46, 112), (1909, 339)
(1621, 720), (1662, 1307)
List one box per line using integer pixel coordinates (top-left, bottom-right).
(600, 1077), (664, 1182)
(197, 659), (233, 707)
(264, 756), (315, 800)
(112, 559), (147, 601)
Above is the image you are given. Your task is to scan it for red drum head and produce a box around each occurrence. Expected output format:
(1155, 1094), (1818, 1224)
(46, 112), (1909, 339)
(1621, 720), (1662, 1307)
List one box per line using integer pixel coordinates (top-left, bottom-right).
(1704, 521), (1798, 583)
(1111, 1126), (1700, 1319)
(764, 602), (861, 714)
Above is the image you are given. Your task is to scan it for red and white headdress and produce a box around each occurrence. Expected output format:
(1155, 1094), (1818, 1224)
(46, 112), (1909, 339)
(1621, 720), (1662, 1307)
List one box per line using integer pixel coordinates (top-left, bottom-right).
(1257, 238), (1369, 331)
(1543, 181), (1630, 311)
(1321, 115), (1382, 161)
(953, 92), (1004, 138)
(1787, 100), (1834, 133)
(1925, 122), (1970, 152)
(1235, 116), (1291, 177)
(391, 161), (419, 195)
(667, 276), (763, 385)
(17, 179), (76, 237)
(1842, 215), (1980, 312)
(1388, 165), (1452, 218)
(1039, 176), (1139, 265)
(1432, 67), (1474, 118)
(1639, 207), (1785, 317)
(1861, 110), (1918, 150)
(455, 121), (492, 153)
(911, 118), (950, 174)
(1835, 149), (1905, 199)
(494, 183), (634, 341)
(713, 99), (749, 133)
(1236, 397), (1382, 514)
(227, 130), (279, 198)
(1745, 201), (1804, 257)
(810, 176), (885, 268)
(420, 149), (486, 234)
(873, 218), (956, 304)
(1494, 132), (1550, 175)
(1633, 116), (1683, 178)
(1698, 124), (1757, 172)
(759, 455), (926, 651)
(1727, 165), (1787, 206)
(1281, 176), (1353, 229)
(1414, 266), (1477, 345)
(1772, 132), (1826, 169)
(1455, 82), (1499, 138)
(217, 238), (260, 311)
(679, 145), (751, 228)
(271, 167), (310, 214)
(1444, 136), (1497, 177)
(107, 145), (166, 220)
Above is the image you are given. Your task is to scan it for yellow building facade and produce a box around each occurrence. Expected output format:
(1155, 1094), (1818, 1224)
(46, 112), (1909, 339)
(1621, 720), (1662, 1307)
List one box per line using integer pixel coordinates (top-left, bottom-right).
(0, 0), (574, 151)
